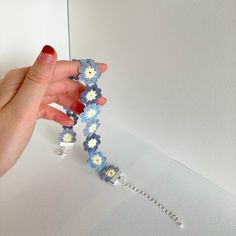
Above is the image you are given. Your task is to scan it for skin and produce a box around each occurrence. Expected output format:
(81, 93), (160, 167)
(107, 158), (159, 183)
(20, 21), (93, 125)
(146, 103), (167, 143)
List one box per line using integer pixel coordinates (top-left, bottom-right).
(0, 45), (107, 176)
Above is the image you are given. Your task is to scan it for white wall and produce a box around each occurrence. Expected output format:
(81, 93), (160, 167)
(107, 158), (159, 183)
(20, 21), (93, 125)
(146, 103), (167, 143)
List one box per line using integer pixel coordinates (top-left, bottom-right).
(0, 2), (235, 234)
(0, 0), (69, 78)
(69, 0), (236, 195)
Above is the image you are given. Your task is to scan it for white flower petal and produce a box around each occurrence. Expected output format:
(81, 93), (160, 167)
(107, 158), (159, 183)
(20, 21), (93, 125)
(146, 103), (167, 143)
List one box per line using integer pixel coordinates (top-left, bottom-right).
(85, 90), (97, 101)
(89, 124), (97, 133)
(88, 139), (97, 148)
(84, 67), (96, 79)
(86, 109), (96, 118)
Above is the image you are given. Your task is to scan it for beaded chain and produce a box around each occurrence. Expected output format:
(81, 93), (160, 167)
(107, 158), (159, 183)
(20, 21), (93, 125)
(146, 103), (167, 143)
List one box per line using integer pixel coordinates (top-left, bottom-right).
(57, 59), (183, 228)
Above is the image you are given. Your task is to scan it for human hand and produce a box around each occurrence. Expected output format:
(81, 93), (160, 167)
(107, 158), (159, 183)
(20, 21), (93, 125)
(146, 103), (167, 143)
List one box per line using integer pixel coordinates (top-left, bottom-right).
(0, 45), (107, 176)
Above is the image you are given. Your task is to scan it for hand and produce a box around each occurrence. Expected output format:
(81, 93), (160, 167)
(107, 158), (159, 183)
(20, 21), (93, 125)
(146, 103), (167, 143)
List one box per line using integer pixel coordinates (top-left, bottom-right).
(0, 45), (107, 176)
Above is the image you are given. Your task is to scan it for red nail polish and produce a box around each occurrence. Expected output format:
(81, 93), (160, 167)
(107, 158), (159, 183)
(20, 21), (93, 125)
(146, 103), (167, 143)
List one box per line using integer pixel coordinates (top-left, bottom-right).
(79, 104), (85, 112)
(39, 45), (55, 63)
(97, 97), (107, 106)
(41, 45), (55, 55)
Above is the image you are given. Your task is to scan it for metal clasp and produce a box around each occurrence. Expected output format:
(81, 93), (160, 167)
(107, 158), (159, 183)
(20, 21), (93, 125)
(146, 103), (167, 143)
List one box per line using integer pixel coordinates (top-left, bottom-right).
(110, 170), (126, 185)
(56, 144), (74, 160)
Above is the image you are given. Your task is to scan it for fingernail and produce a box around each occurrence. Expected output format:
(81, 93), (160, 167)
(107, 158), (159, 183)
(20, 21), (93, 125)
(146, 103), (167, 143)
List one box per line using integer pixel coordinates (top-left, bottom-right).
(38, 45), (55, 63)
(77, 103), (85, 113)
(97, 96), (107, 106)
(100, 63), (108, 72)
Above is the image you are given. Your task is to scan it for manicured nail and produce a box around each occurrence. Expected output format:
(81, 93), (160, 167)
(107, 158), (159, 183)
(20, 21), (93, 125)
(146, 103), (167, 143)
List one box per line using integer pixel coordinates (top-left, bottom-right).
(38, 45), (55, 63)
(97, 96), (107, 106)
(77, 103), (85, 113)
(100, 63), (108, 72)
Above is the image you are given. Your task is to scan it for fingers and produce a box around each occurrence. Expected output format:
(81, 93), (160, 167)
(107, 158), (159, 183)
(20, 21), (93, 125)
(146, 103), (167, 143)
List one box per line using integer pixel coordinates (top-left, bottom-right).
(46, 79), (107, 105)
(96, 96), (107, 106)
(1, 53), (107, 123)
(42, 94), (85, 114)
(38, 105), (74, 126)
(31, 59), (108, 99)
(54, 94), (85, 114)
(46, 78), (85, 98)
(54, 60), (108, 79)
(0, 67), (29, 108)
(39, 92), (106, 126)
(10, 45), (57, 112)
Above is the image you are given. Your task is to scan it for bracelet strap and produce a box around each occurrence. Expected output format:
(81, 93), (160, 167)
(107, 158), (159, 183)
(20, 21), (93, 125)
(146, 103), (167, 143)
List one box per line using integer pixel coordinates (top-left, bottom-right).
(56, 59), (184, 228)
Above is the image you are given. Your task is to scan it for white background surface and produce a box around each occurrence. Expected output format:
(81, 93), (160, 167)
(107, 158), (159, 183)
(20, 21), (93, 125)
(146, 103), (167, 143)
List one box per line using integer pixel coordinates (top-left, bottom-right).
(0, 0), (69, 78)
(0, 1), (236, 236)
(69, 0), (236, 195)
(1, 119), (236, 235)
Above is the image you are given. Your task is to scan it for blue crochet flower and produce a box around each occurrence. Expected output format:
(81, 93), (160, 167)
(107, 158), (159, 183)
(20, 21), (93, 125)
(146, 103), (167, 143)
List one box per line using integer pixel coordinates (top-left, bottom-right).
(62, 108), (79, 129)
(69, 75), (79, 81)
(83, 119), (100, 136)
(83, 134), (101, 152)
(80, 84), (102, 105)
(80, 103), (101, 123)
(62, 125), (73, 130)
(58, 129), (76, 143)
(87, 151), (107, 171)
(63, 108), (75, 116)
(78, 59), (101, 86)
(100, 165), (120, 182)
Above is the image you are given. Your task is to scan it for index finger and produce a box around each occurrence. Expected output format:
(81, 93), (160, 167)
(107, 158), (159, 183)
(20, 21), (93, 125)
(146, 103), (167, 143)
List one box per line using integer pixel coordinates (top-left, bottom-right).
(54, 60), (108, 80)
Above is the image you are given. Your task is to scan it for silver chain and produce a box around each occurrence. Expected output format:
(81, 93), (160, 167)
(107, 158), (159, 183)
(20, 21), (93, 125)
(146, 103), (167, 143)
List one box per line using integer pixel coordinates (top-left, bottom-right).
(57, 148), (184, 228)
(118, 177), (183, 228)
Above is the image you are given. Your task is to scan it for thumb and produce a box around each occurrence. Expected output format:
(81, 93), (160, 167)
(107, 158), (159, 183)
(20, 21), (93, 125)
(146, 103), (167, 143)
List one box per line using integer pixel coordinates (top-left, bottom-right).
(12, 45), (57, 111)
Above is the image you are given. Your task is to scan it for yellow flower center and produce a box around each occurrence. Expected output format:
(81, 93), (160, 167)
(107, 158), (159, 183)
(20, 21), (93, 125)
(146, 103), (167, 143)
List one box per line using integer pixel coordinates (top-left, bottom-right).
(63, 133), (72, 142)
(105, 169), (116, 177)
(86, 90), (97, 101)
(92, 155), (102, 165)
(84, 67), (96, 79)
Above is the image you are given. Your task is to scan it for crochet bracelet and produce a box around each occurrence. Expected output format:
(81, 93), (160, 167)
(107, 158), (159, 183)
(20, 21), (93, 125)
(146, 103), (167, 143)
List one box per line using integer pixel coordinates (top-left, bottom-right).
(57, 59), (183, 228)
